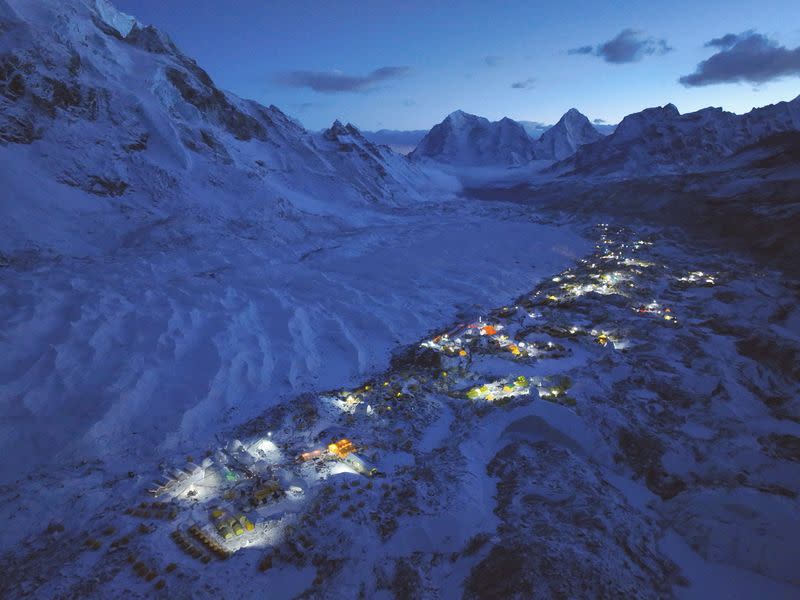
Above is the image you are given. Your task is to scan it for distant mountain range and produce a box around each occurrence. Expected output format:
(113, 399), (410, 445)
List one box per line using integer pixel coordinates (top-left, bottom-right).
(408, 107), (611, 165)
(360, 116), (617, 157)
(403, 97), (800, 172)
(559, 98), (800, 175)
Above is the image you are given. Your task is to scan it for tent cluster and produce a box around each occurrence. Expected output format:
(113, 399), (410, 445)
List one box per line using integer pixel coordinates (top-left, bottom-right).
(299, 438), (378, 477)
(149, 460), (209, 497)
(211, 508), (254, 540)
(676, 270), (716, 286)
(633, 301), (677, 323)
(421, 319), (505, 358)
(466, 375), (530, 402)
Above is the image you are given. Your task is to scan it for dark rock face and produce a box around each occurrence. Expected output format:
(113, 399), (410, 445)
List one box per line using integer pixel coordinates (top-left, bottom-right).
(322, 120), (392, 179)
(759, 434), (800, 463)
(0, 113), (38, 143)
(164, 66), (267, 142)
(123, 132), (149, 153)
(323, 119), (348, 141)
(59, 173), (130, 197)
(616, 427), (686, 500)
(86, 176), (129, 197)
(0, 54), (28, 100)
(124, 24), (177, 55)
(0, 53), (38, 142)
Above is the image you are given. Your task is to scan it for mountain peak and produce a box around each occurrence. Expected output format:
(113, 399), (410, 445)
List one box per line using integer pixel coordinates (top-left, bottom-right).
(411, 111), (534, 165)
(533, 108), (603, 160)
(444, 109), (481, 125)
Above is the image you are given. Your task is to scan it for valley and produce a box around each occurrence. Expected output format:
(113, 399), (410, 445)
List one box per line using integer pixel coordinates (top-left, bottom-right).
(1, 1), (799, 598)
(2, 217), (798, 599)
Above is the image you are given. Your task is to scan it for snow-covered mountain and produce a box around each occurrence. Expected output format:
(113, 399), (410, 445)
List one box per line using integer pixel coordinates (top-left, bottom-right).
(410, 110), (536, 166)
(0, 0), (446, 256)
(559, 97), (800, 175)
(533, 108), (604, 160)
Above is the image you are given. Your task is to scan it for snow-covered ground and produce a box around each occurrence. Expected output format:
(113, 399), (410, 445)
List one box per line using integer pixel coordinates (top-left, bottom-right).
(2, 220), (798, 599)
(0, 197), (587, 485)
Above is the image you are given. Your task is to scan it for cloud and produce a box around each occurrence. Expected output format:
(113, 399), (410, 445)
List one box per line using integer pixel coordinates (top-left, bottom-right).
(593, 118), (606, 124)
(680, 31), (800, 86)
(567, 45), (594, 56)
(274, 66), (410, 93)
(705, 33), (740, 49)
(568, 29), (672, 63)
(484, 55), (503, 67)
(401, 98), (416, 107)
(510, 77), (536, 89)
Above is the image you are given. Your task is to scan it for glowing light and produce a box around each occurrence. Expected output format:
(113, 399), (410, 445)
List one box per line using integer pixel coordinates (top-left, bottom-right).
(249, 438), (281, 463)
(466, 376), (530, 402)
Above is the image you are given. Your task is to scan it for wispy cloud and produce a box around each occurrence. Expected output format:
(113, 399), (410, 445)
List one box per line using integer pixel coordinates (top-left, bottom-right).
(484, 55), (503, 67)
(510, 77), (536, 89)
(568, 29), (672, 63)
(680, 31), (800, 86)
(274, 66), (410, 93)
(567, 45), (594, 56)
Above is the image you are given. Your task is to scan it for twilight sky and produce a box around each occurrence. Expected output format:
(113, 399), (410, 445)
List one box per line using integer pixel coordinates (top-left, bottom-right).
(115, 0), (800, 131)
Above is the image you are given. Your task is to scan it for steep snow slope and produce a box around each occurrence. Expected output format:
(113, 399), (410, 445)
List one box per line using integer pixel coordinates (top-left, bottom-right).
(559, 97), (800, 176)
(410, 110), (536, 166)
(533, 108), (604, 160)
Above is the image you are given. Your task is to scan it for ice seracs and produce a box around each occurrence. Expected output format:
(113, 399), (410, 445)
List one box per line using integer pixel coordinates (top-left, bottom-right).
(94, 0), (136, 37)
